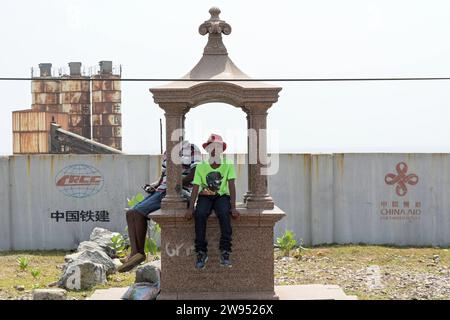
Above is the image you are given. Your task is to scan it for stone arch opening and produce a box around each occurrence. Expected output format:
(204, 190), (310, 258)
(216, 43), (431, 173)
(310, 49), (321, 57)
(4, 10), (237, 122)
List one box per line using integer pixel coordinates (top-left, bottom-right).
(183, 102), (247, 154)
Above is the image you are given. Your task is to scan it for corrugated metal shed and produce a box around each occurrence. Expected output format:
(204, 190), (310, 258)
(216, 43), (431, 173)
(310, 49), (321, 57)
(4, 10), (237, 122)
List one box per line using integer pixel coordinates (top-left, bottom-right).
(12, 110), (68, 154)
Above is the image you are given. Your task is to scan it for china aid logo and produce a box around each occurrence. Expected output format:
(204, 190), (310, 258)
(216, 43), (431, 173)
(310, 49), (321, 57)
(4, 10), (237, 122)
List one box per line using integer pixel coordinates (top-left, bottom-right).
(384, 162), (419, 197)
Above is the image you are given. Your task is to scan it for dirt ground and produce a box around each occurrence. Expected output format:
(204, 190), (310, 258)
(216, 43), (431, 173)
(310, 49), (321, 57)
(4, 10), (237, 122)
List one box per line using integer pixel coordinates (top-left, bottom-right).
(275, 245), (450, 300)
(1, 245), (449, 300)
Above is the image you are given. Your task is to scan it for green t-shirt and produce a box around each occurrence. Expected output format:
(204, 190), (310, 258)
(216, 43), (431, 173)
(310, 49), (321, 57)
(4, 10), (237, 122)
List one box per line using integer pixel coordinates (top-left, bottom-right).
(193, 158), (236, 196)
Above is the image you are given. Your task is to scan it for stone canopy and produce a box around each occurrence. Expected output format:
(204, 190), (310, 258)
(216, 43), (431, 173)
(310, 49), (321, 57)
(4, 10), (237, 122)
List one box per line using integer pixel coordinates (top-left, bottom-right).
(149, 7), (285, 300)
(150, 6), (282, 108)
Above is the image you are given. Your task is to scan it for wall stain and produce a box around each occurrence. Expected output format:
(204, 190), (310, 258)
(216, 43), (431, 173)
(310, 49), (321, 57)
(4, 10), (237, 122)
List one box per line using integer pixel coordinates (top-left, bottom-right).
(303, 154), (311, 176)
(336, 153), (344, 177)
(94, 154), (103, 164)
(313, 154), (320, 181)
(26, 155), (31, 177)
(50, 155), (54, 177)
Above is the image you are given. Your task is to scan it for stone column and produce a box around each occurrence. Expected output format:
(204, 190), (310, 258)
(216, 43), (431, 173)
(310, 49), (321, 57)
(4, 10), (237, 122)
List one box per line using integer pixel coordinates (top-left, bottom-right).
(182, 114), (186, 133)
(160, 103), (187, 210)
(242, 108), (252, 203)
(245, 103), (274, 209)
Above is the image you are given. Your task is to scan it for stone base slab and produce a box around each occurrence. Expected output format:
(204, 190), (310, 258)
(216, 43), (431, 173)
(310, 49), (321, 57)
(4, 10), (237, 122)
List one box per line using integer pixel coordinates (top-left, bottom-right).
(158, 291), (278, 300)
(276, 284), (358, 300)
(88, 285), (357, 300)
(150, 205), (285, 297)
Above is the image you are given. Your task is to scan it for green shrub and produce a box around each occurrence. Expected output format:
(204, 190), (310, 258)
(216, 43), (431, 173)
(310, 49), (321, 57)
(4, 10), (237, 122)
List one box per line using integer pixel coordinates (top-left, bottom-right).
(30, 269), (41, 280)
(109, 234), (127, 258)
(276, 230), (298, 257)
(17, 257), (29, 271)
(126, 192), (161, 256)
(126, 193), (145, 209)
(145, 221), (161, 256)
(292, 239), (308, 259)
(145, 238), (158, 256)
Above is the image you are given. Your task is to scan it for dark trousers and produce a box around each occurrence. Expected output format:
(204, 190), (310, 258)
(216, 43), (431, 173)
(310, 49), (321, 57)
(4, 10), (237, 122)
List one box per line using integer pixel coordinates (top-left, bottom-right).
(194, 195), (232, 253)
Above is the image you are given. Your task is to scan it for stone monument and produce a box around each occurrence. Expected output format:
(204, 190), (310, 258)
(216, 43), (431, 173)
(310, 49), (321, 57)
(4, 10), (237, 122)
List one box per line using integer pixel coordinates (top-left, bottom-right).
(149, 7), (285, 300)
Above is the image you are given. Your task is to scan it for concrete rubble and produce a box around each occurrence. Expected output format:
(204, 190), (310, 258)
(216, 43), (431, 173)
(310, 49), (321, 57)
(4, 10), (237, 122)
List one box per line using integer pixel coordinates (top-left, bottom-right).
(121, 260), (161, 300)
(58, 227), (121, 291)
(89, 227), (121, 257)
(135, 260), (161, 285)
(90, 259), (161, 300)
(33, 289), (67, 300)
(64, 249), (116, 274)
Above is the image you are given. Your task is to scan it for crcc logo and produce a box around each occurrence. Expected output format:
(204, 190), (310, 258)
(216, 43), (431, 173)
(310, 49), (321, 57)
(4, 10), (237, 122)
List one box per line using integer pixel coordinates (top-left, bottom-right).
(55, 164), (104, 198)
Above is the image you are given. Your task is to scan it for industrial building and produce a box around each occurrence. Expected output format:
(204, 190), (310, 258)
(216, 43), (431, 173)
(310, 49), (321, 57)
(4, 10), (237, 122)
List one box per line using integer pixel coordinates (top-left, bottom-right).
(12, 61), (123, 154)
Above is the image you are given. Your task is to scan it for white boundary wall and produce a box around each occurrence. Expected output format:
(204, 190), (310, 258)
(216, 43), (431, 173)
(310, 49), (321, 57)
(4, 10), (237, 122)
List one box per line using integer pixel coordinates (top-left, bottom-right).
(0, 153), (449, 250)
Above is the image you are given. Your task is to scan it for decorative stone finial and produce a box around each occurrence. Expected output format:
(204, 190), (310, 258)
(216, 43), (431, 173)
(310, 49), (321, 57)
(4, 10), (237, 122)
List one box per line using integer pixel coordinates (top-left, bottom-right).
(198, 7), (231, 55)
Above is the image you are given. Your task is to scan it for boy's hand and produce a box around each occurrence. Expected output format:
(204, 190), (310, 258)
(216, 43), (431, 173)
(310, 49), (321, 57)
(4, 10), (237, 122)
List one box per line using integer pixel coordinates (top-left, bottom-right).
(143, 184), (156, 194)
(185, 208), (195, 221)
(230, 207), (240, 219)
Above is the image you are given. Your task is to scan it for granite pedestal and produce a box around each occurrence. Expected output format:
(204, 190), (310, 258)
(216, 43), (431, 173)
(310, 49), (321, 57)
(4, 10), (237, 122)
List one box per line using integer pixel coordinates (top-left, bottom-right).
(150, 205), (285, 300)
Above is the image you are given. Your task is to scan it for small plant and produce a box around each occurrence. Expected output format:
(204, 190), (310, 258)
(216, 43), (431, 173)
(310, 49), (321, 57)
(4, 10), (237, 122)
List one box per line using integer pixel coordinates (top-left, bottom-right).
(292, 239), (308, 260)
(32, 283), (41, 289)
(150, 220), (161, 235)
(125, 192), (162, 256)
(276, 230), (298, 257)
(30, 269), (41, 280)
(126, 192), (145, 209)
(145, 237), (158, 256)
(17, 257), (29, 271)
(109, 234), (127, 258)
(145, 221), (161, 256)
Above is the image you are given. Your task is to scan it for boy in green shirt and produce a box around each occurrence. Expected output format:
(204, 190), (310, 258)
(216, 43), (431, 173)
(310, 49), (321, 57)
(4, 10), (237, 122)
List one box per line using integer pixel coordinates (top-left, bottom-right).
(185, 134), (239, 269)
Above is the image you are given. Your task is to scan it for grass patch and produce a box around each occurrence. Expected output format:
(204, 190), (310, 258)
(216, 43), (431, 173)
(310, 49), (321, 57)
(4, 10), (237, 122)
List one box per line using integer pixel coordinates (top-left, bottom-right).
(0, 250), (136, 300)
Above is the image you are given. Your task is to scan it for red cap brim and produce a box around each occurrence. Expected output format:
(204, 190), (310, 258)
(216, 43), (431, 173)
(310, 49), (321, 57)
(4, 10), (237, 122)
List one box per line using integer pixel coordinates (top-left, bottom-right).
(202, 141), (227, 151)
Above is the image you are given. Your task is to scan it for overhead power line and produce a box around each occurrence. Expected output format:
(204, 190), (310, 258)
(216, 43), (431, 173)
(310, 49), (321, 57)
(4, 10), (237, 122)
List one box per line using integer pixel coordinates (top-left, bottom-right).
(1, 77), (450, 82)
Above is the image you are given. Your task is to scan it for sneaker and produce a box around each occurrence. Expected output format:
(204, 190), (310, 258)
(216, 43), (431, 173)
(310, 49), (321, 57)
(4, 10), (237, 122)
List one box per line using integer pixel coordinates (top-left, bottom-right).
(195, 251), (208, 270)
(220, 251), (232, 267)
(117, 253), (146, 273)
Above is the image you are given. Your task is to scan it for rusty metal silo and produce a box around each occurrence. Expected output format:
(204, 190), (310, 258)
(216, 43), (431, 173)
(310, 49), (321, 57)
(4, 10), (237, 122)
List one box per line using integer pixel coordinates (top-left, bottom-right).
(91, 61), (122, 150)
(60, 62), (91, 139)
(31, 63), (61, 112)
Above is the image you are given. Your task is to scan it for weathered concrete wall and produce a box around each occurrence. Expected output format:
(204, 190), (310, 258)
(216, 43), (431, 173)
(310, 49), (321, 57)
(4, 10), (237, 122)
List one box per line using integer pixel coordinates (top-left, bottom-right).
(0, 153), (450, 250)
(2, 155), (161, 250)
(0, 157), (11, 250)
(331, 154), (450, 246)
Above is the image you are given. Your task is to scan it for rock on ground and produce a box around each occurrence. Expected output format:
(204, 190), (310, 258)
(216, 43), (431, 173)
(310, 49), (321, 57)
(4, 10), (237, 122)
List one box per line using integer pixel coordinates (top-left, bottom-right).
(89, 227), (120, 258)
(135, 260), (161, 285)
(59, 261), (107, 290)
(77, 241), (105, 254)
(65, 249), (116, 275)
(58, 227), (123, 291)
(33, 289), (67, 300)
(122, 283), (160, 300)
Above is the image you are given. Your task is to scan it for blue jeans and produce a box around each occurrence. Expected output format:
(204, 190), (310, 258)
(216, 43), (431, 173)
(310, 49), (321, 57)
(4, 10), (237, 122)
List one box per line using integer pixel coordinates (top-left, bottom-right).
(132, 191), (165, 217)
(194, 195), (232, 253)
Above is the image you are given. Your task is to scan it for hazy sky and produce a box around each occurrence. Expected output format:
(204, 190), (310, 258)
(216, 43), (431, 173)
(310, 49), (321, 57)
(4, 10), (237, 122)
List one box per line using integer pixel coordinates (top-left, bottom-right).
(1, 0), (450, 155)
